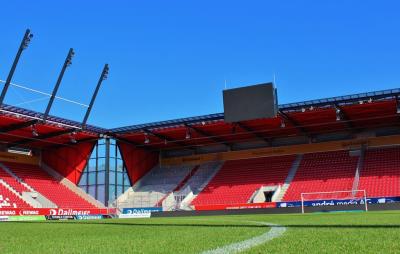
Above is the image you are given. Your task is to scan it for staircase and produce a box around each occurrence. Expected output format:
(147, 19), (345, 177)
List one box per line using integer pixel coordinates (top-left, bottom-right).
(155, 165), (200, 207)
(116, 164), (194, 208)
(275, 154), (303, 202)
(177, 162), (223, 207)
(352, 148), (365, 194)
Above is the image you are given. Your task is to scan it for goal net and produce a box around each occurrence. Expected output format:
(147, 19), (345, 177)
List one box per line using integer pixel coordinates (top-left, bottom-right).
(300, 190), (368, 213)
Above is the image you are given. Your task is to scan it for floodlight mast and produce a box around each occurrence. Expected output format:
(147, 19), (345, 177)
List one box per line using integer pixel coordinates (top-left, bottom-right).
(43, 48), (75, 123)
(0, 29), (33, 106)
(82, 64), (109, 129)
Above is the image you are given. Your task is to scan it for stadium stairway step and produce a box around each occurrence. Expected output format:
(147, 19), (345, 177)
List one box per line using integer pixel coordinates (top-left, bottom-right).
(275, 154), (303, 202)
(113, 165), (159, 209)
(352, 148), (365, 192)
(155, 165), (200, 208)
(184, 162), (224, 209)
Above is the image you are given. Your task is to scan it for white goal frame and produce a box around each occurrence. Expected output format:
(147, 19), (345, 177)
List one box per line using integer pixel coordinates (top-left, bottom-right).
(300, 190), (368, 214)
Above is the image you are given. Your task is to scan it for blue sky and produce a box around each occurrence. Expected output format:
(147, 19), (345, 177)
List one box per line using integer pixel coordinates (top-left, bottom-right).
(0, 1), (399, 128)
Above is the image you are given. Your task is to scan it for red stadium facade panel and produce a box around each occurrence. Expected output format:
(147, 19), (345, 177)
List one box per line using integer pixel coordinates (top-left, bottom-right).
(42, 142), (96, 184)
(117, 141), (159, 184)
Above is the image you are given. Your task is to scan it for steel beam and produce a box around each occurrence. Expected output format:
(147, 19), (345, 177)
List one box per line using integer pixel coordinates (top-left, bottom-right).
(43, 48), (75, 122)
(82, 64), (109, 128)
(8, 128), (76, 148)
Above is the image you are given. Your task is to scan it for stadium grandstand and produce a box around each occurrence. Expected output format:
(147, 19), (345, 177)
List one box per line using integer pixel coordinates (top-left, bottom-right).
(0, 83), (399, 214)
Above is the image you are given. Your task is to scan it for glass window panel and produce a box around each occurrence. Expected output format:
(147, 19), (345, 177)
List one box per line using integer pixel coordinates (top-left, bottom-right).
(110, 139), (116, 145)
(116, 148), (122, 159)
(88, 172), (96, 185)
(88, 185), (96, 199)
(90, 145), (97, 159)
(110, 144), (116, 154)
(97, 171), (105, 185)
(109, 170), (116, 185)
(116, 159), (123, 172)
(97, 144), (106, 157)
(109, 158), (116, 171)
(97, 185), (105, 205)
(117, 185), (123, 197)
(117, 172), (123, 185)
(123, 172), (131, 186)
(98, 158), (106, 171)
(109, 185), (116, 203)
(79, 173), (87, 185)
(88, 159), (97, 172)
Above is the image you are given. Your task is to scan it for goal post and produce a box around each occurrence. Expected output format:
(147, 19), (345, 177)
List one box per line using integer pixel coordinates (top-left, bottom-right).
(300, 190), (368, 214)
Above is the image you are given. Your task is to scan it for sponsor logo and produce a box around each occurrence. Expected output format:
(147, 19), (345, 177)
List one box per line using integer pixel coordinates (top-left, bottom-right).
(119, 213), (151, 219)
(0, 216), (9, 221)
(19, 210), (39, 216)
(49, 209), (90, 216)
(122, 207), (162, 215)
(75, 215), (103, 220)
(0, 210), (16, 216)
(277, 196), (400, 208)
(46, 215), (75, 220)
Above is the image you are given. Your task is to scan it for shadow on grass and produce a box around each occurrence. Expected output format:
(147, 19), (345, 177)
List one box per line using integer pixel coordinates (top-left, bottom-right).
(8, 221), (400, 229)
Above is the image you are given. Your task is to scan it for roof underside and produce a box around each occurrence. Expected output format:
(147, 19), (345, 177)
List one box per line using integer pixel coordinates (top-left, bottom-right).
(112, 88), (400, 151)
(0, 88), (398, 151)
(0, 104), (104, 149)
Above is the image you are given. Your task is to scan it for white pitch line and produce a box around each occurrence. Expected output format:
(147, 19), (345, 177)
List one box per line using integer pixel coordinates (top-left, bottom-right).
(200, 221), (286, 254)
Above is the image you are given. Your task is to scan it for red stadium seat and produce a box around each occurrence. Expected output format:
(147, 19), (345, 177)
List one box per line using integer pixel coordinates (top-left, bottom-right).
(282, 151), (358, 201)
(2, 162), (96, 209)
(358, 147), (400, 197)
(192, 155), (296, 206)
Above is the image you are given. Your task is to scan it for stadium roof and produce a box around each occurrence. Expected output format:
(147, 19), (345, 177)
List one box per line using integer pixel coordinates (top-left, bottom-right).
(0, 103), (105, 149)
(1, 88), (399, 150)
(110, 88), (400, 151)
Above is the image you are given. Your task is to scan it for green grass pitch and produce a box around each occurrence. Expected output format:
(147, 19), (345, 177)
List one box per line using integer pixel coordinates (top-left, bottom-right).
(0, 211), (399, 254)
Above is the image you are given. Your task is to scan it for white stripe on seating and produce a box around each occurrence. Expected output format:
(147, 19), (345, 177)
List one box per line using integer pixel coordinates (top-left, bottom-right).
(200, 221), (286, 254)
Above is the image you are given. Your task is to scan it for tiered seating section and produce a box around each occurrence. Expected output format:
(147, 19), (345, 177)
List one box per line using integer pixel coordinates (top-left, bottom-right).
(192, 155), (296, 206)
(121, 165), (194, 208)
(0, 167), (30, 194)
(1, 146), (399, 209)
(178, 162), (222, 195)
(0, 185), (30, 208)
(359, 147), (400, 197)
(283, 151), (358, 201)
(3, 162), (96, 209)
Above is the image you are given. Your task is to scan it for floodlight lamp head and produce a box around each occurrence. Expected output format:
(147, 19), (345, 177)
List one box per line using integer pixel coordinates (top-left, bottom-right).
(69, 132), (77, 143)
(280, 119), (286, 128)
(66, 49), (75, 67)
(185, 128), (191, 139)
(31, 125), (39, 137)
(22, 31), (33, 49)
(102, 65), (109, 81)
(144, 133), (150, 144)
(336, 108), (341, 121)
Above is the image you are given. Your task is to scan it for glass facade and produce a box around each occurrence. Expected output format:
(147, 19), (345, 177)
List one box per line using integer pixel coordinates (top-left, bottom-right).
(78, 138), (131, 205)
